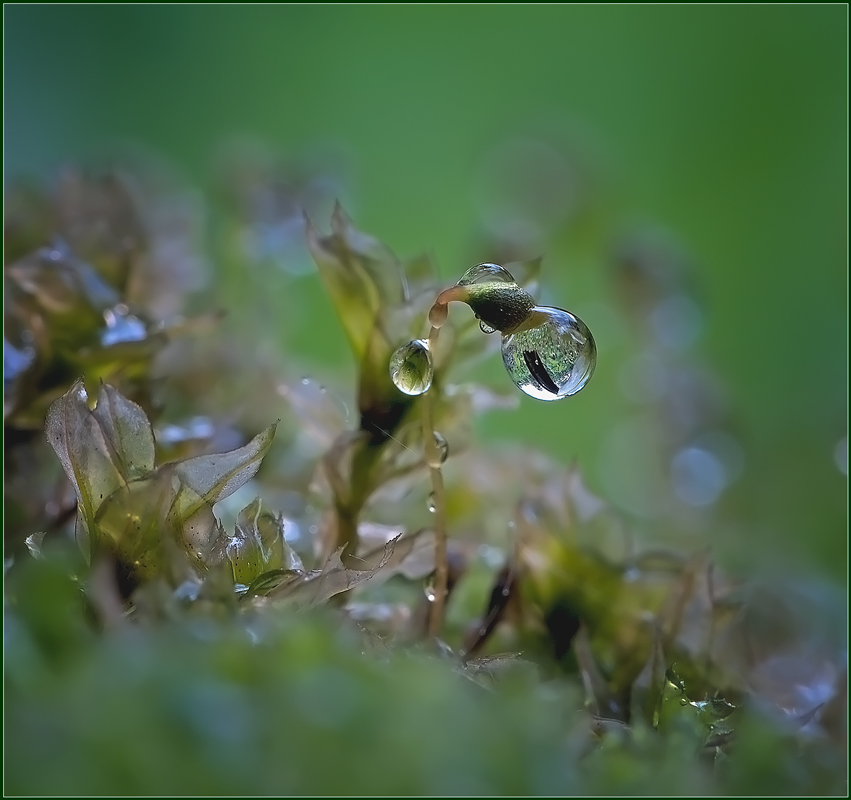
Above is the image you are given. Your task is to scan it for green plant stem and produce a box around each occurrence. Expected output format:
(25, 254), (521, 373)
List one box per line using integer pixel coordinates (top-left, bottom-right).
(423, 323), (448, 639)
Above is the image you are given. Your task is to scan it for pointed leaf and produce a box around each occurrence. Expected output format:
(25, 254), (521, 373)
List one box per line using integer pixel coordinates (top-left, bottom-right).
(171, 423), (277, 521)
(226, 497), (303, 585)
(306, 205), (404, 361)
(272, 535), (402, 608)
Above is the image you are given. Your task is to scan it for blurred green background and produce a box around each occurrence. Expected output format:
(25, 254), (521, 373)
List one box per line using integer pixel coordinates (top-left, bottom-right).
(5, 5), (847, 580)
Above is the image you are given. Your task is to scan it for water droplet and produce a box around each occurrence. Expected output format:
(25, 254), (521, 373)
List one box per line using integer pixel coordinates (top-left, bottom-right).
(424, 583), (436, 602)
(459, 265), (535, 332)
(456, 262), (518, 287)
(389, 339), (433, 396)
(479, 319), (497, 335)
(426, 431), (449, 468)
(100, 305), (147, 347)
(501, 306), (596, 400)
(427, 492), (436, 512)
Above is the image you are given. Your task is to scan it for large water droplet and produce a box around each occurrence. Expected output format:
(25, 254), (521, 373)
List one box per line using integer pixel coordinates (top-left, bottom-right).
(426, 431), (449, 468)
(389, 339), (433, 396)
(501, 306), (596, 400)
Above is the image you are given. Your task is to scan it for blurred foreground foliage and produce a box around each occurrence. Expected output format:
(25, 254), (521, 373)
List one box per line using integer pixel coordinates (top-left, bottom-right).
(3, 164), (847, 796)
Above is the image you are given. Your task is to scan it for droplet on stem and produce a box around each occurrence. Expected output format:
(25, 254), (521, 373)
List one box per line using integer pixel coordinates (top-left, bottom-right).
(501, 306), (596, 400)
(389, 339), (434, 396)
(426, 431), (449, 468)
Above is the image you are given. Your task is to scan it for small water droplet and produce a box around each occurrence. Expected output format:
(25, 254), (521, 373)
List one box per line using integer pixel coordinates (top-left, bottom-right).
(301, 377), (310, 386)
(427, 492), (436, 513)
(501, 306), (596, 400)
(389, 339), (434, 396)
(457, 262), (518, 287)
(424, 582), (436, 601)
(479, 319), (497, 335)
(425, 431), (449, 468)
(100, 305), (147, 347)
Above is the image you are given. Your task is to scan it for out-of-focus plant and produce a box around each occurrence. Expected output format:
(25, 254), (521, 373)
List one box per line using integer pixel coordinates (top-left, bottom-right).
(3, 161), (846, 797)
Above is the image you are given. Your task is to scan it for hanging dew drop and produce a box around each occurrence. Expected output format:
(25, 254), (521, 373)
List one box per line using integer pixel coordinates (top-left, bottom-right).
(501, 306), (596, 400)
(479, 319), (497, 335)
(389, 339), (434, 396)
(426, 431), (449, 468)
(427, 491), (437, 512)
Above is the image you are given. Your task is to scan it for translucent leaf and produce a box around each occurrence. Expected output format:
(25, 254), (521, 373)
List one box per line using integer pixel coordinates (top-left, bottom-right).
(306, 203), (399, 362)
(270, 535), (402, 608)
(24, 532), (46, 559)
(355, 528), (434, 583)
(227, 497), (304, 585)
(277, 377), (348, 450)
(94, 474), (177, 582)
(45, 379), (156, 543)
(461, 652), (537, 687)
(170, 423), (277, 522)
(6, 239), (120, 318)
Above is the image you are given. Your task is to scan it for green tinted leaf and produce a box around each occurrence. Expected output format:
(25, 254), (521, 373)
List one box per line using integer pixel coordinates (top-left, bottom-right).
(226, 497), (304, 585)
(45, 379), (156, 547)
(306, 203), (403, 361)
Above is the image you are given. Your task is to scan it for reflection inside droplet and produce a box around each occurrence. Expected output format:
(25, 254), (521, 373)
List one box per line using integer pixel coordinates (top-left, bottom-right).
(389, 339), (433, 396)
(501, 306), (596, 400)
(427, 431), (449, 468)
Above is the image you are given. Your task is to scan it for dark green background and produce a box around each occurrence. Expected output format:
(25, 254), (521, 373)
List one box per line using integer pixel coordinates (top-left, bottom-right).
(5, 6), (847, 579)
